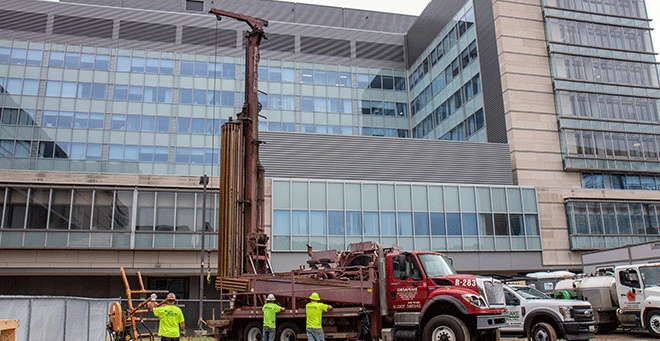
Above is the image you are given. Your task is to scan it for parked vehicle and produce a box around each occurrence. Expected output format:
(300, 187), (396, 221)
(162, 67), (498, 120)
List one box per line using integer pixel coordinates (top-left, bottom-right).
(501, 284), (596, 341)
(555, 263), (660, 337)
(212, 242), (508, 341)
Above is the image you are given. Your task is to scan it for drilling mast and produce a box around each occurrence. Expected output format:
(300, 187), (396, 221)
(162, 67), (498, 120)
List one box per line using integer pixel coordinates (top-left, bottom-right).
(211, 8), (270, 277)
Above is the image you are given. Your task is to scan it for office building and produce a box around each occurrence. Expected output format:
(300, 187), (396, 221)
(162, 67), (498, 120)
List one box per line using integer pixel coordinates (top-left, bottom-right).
(0, 0), (657, 300)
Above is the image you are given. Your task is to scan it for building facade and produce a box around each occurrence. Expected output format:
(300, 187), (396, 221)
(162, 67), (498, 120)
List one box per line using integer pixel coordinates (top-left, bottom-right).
(0, 0), (657, 304)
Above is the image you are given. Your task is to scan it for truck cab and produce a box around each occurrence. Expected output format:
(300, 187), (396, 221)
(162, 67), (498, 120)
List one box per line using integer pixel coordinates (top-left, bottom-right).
(502, 284), (595, 341)
(385, 251), (507, 341)
(618, 264), (660, 337)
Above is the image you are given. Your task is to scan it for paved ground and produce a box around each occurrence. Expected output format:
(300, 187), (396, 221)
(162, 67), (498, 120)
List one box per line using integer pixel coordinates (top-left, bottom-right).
(502, 329), (656, 340)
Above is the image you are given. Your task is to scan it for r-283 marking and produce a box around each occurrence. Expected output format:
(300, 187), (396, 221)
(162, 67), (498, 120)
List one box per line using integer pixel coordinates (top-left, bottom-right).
(456, 279), (476, 287)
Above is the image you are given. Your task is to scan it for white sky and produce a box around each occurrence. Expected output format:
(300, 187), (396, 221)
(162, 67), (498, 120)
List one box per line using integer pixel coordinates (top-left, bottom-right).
(275, 0), (660, 61)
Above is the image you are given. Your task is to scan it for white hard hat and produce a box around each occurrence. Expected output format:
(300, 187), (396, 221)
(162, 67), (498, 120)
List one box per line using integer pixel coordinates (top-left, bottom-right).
(266, 294), (276, 301)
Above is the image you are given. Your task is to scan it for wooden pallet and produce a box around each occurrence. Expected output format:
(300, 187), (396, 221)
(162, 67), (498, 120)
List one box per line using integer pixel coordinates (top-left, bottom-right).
(0, 320), (19, 341)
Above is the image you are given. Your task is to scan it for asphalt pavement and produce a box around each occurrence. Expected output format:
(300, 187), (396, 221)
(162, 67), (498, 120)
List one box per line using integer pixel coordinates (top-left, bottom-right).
(502, 329), (656, 340)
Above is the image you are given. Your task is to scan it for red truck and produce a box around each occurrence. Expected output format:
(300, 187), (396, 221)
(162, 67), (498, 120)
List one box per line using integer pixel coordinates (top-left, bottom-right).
(211, 241), (507, 341)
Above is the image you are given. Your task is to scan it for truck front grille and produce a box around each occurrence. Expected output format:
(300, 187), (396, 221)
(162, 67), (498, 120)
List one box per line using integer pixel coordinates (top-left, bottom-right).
(573, 305), (595, 322)
(480, 280), (505, 307)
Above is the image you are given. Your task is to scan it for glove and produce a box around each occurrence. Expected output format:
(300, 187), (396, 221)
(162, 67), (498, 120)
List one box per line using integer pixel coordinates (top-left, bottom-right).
(150, 293), (157, 301)
(180, 330), (186, 336)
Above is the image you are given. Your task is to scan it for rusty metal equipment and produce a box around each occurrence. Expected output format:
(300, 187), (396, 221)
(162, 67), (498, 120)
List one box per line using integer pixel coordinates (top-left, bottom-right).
(209, 8), (271, 277)
(211, 242), (385, 339)
(106, 267), (168, 340)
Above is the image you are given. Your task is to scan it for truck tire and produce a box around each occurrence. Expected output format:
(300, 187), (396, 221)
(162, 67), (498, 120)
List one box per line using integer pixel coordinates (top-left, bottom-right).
(529, 322), (557, 341)
(277, 322), (301, 341)
(646, 309), (660, 337)
(243, 321), (263, 341)
(422, 315), (470, 341)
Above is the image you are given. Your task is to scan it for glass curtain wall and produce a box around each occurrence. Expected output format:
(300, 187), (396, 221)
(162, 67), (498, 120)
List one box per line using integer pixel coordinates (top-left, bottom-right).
(0, 38), (411, 176)
(0, 185), (218, 249)
(566, 200), (660, 249)
(271, 179), (540, 252)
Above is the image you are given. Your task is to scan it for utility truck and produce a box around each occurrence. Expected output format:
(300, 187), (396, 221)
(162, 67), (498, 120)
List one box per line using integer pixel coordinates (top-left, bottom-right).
(554, 263), (660, 337)
(205, 8), (507, 341)
(502, 284), (595, 341)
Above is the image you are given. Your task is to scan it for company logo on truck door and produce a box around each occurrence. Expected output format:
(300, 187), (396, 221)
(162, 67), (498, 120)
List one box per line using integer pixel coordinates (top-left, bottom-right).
(394, 287), (422, 309)
(397, 287), (418, 300)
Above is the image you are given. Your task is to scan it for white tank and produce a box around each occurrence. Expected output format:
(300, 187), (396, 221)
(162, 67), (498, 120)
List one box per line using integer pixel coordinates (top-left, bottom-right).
(555, 276), (617, 310)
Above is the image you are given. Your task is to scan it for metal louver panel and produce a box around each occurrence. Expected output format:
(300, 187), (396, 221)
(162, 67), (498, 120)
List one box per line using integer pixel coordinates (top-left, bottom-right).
(300, 36), (350, 58)
(118, 20), (176, 43)
(261, 33), (295, 53)
(53, 15), (113, 39)
(474, 0), (507, 144)
(181, 26), (236, 47)
(260, 132), (513, 185)
(356, 41), (404, 62)
(344, 9), (416, 34)
(294, 3), (343, 27)
(0, 9), (47, 33)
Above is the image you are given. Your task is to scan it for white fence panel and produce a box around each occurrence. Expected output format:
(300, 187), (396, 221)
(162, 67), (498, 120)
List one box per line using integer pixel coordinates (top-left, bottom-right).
(29, 299), (65, 341)
(65, 299), (88, 341)
(0, 298), (29, 341)
(89, 301), (112, 341)
(0, 296), (118, 341)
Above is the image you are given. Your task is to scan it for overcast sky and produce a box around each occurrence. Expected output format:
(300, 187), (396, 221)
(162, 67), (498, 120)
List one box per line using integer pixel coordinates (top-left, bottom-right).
(275, 0), (660, 61)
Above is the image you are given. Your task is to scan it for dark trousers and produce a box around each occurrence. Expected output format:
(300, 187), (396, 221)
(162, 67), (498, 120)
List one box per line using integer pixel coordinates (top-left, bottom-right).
(161, 337), (179, 341)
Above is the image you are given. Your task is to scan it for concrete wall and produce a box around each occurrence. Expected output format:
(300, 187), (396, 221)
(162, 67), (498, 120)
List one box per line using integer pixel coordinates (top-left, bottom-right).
(491, 0), (582, 268)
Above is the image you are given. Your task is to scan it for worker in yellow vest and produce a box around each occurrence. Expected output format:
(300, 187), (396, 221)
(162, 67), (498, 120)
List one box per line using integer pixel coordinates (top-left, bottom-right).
(305, 292), (332, 341)
(262, 294), (285, 341)
(147, 293), (185, 341)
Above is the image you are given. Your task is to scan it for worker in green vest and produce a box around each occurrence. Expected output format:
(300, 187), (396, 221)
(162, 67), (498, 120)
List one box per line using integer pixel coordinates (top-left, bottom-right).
(305, 292), (333, 341)
(263, 294), (285, 341)
(147, 293), (185, 341)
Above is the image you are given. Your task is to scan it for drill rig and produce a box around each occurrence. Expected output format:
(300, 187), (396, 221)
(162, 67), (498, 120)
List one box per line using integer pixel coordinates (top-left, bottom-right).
(210, 8), (271, 278)
(106, 9), (269, 340)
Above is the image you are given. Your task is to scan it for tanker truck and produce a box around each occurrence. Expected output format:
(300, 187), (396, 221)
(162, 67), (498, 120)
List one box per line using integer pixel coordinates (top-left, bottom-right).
(554, 263), (660, 337)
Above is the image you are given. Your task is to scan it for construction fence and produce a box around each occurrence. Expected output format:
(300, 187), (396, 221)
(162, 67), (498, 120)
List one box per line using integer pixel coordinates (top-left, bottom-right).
(0, 296), (224, 341)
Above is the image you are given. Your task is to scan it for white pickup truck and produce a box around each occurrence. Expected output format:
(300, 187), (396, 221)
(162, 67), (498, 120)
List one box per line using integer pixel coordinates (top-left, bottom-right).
(501, 284), (597, 341)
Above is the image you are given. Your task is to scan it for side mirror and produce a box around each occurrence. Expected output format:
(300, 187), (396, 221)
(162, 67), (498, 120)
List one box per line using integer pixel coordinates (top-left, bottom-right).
(398, 254), (407, 280)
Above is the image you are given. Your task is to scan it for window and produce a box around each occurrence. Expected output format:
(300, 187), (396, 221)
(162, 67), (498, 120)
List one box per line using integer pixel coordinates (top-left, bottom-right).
(0, 47), (10, 63)
(186, 0), (204, 11)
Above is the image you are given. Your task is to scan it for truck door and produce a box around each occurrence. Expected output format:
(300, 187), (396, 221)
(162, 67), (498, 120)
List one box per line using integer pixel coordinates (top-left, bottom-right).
(388, 253), (428, 311)
(502, 287), (523, 332)
(616, 267), (644, 312)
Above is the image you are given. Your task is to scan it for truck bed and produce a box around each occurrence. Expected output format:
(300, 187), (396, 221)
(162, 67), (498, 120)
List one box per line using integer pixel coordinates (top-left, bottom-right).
(216, 266), (378, 307)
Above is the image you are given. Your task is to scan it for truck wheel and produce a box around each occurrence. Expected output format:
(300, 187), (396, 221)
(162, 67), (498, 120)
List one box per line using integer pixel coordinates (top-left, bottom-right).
(529, 322), (557, 341)
(243, 321), (263, 341)
(422, 315), (470, 341)
(277, 322), (301, 341)
(646, 309), (660, 337)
